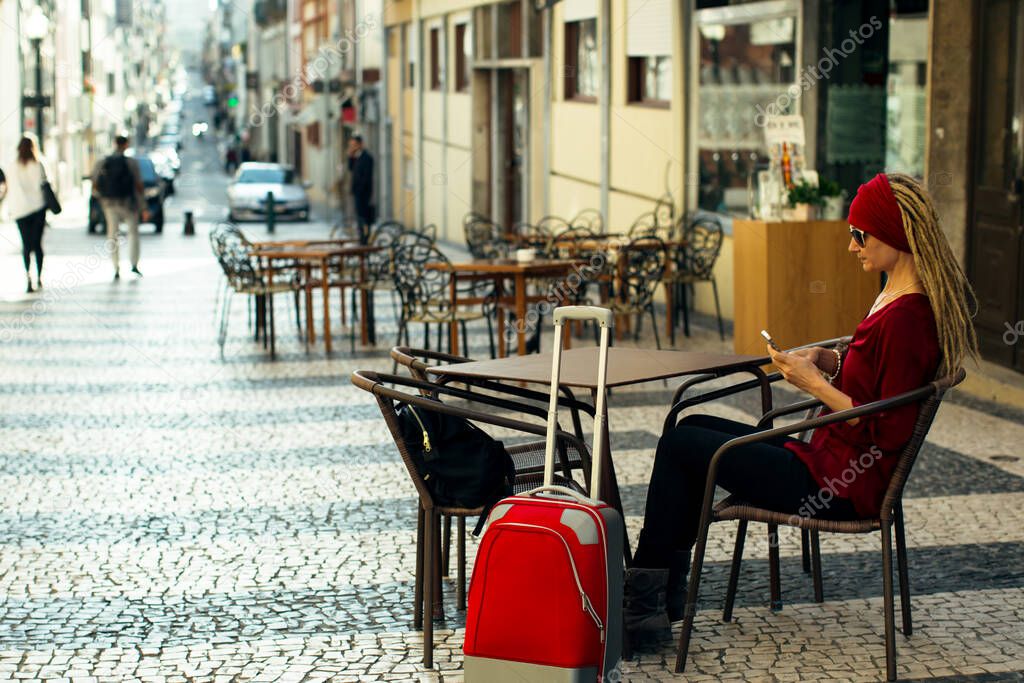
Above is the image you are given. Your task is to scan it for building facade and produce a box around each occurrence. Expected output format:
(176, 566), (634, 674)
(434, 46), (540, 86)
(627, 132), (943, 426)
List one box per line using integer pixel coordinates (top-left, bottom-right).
(374, 0), (1021, 375)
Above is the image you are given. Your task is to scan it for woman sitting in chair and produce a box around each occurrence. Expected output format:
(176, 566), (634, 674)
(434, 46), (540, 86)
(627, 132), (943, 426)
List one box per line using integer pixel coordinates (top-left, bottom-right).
(625, 173), (978, 632)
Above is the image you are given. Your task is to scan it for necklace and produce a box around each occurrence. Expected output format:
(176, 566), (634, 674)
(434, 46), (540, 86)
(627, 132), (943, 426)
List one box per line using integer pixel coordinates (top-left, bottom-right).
(869, 280), (921, 316)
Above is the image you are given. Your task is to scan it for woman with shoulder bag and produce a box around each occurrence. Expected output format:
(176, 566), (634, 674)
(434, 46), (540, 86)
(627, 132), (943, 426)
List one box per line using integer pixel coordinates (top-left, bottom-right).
(6, 135), (54, 292)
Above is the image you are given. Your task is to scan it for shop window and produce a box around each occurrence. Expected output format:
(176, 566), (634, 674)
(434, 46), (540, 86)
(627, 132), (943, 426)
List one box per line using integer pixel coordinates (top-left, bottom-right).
(429, 27), (442, 91)
(455, 23), (472, 92)
(564, 19), (598, 101)
(628, 56), (672, 105)
(695, 10), (798, 215)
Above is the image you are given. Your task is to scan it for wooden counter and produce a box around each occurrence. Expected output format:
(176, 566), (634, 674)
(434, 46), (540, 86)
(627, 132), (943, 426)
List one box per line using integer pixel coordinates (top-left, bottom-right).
(733, 219), (879, 356)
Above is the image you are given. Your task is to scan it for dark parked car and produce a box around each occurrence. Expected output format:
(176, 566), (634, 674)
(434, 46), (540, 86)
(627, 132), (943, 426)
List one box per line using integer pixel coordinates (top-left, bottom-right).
(88, 154), (166, 234)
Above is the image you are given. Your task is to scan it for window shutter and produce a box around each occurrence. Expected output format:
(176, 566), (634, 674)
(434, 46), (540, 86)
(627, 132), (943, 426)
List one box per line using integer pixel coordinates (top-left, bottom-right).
(563, 0), (597, 22)
(626, 0), (672, 57)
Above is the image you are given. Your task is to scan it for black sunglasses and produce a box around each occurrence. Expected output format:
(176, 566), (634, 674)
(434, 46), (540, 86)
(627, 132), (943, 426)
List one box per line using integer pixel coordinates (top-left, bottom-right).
(849, 226), (867, 247)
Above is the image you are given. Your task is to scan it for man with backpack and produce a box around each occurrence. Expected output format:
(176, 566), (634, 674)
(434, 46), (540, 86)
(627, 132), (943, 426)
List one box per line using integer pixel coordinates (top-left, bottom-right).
(91, 135), (147, 279)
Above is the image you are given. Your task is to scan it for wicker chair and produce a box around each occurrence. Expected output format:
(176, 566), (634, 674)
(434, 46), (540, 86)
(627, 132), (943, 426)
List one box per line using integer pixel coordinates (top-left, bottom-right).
(667, 368), (967, 681)
(667, 214), (725, 343)
(352, 368), (593, 667)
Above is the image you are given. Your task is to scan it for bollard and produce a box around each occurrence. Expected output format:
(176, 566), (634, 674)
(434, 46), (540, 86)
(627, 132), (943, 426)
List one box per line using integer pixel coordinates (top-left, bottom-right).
(183, 210), (195, 236)
(266, 191), (275, 233)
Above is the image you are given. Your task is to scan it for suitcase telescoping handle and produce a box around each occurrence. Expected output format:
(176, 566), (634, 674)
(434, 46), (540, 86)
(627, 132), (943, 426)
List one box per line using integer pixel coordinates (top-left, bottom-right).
(543, 306), (613, 498)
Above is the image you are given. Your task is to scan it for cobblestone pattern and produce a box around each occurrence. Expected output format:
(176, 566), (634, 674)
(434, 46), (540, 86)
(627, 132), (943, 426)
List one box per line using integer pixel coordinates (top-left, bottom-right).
(1, 222), (1023, 681)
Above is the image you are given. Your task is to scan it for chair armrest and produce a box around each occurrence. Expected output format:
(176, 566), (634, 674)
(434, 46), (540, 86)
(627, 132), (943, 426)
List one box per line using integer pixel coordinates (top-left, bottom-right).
(693, 381), (939, 532)
(663, 368), (783, 436)
(353, 369), (593, 472)
(756, 398), (824, 429)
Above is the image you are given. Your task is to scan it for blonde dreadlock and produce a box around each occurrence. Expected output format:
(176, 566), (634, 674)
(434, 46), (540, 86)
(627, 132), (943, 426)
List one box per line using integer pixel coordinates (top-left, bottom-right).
(886, 173), (979, 378)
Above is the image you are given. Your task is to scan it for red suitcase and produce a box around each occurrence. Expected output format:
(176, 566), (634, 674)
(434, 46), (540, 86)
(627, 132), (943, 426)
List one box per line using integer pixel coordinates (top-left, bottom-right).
(464, 306), (624, 682)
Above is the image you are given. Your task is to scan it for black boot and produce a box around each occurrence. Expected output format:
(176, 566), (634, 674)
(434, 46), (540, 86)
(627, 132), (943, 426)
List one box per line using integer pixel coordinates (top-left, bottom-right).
(624, 568), (671, 633)
(667, 551), (689, 622)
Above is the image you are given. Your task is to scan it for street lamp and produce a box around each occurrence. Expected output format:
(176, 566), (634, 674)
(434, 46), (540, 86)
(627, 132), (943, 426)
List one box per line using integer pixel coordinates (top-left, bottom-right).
(24, 5), (50, 150)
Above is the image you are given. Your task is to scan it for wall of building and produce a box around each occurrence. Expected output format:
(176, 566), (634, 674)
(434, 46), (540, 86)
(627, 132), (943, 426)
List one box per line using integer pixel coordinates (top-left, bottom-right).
(925, 0), (975, 265)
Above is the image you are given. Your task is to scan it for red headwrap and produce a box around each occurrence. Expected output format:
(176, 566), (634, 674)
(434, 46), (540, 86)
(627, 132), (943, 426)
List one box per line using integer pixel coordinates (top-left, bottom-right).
(846, 173), (910, 253)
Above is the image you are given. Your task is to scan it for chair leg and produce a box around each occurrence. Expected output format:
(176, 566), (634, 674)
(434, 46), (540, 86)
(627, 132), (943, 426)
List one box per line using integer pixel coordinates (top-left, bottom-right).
(674, 519), (712, 672)
(423, 323), (430, 350)
(461, 320), (470, 358)
(486, 313), (496, 359)
(801, 529), (811, 573)
(680, 281), (691, 337)
(217, 288), (234, 359)
(414, 505), (425, 630)
(442, 515), (452, 578)
(767, 524), (782, 611)
(711, 277), (725, 341)
(268, 291), (276, 358)
(649, 307), (662, 350)
(433, 512), (444, 622)
(293, 288), (302, 336)
(810, 530), (824, 603)
(894, 503), (913, 636)
(722, 519), (747, 622)
(457, 516), (467, 611)
(422, 507), (435, 667)
(881, 520), (898, 681)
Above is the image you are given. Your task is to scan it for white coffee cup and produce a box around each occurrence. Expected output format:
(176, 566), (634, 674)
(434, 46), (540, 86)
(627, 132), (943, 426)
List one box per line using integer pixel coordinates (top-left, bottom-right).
(515, 248), (536, 263)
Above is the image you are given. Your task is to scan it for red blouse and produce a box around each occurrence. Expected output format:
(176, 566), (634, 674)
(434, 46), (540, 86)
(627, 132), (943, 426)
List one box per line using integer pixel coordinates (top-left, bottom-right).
(784, 293), (940, 517)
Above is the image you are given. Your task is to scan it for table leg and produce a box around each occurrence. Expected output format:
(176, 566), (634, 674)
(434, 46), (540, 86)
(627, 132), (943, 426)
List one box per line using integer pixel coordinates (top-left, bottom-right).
(360, 254), (371, 346)
(495, 277), (506, 358)
(449, 272), (459, 356)
(515, 272), (527, 356)
(305, 264), (315, 344)
(321, 259), (332, 353)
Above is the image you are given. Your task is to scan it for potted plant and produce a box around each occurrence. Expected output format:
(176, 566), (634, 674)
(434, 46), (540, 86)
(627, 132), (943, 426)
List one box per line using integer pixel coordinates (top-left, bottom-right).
(819, 179), (845, 220)
(784, 180), (824, 221)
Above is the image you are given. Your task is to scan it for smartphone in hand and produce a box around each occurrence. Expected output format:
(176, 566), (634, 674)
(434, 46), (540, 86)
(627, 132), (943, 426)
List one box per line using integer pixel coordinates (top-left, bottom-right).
(760, 329), (783, 352)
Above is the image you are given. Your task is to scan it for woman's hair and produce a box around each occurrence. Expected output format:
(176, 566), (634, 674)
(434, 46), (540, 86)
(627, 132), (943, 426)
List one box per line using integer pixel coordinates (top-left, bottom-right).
(17, 136), (38, 164)
(887, 172), (979, 377)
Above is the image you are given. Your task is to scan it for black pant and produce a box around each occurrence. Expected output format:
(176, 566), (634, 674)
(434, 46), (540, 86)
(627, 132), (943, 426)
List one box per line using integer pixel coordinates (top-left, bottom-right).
(633, 414), (857, 569)
(16, 209), (46, 276)
(354, 196), (373, 243)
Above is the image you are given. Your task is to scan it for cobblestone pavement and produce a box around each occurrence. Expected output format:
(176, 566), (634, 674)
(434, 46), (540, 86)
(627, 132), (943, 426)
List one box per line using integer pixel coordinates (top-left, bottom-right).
(2, 137), (1024, 681)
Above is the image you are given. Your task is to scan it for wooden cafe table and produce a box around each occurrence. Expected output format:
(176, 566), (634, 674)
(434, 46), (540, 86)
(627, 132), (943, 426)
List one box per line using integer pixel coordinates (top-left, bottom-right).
(425, 258), (584, 357)
(428, 346), (768, 561)
(253, 243), (381, 354)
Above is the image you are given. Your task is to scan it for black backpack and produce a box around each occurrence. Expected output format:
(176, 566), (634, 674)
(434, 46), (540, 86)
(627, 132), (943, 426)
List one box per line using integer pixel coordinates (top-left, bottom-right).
(397, 398), (516, 531)
(96, 155), (134, 199)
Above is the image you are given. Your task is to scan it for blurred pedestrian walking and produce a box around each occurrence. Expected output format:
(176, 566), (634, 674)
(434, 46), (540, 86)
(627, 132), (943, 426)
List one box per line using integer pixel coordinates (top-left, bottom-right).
(347, 134), (374, 244)
(5, 136), (51, 292)
(92, 134), (147, 280)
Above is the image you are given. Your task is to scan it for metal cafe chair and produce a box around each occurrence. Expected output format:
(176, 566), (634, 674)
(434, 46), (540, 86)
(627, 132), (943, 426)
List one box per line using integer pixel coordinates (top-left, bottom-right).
(351, 368), (592, 667)
(667, 214), (726, 343)
(609, 235), (669, 349)
(665, 368), (966, 681)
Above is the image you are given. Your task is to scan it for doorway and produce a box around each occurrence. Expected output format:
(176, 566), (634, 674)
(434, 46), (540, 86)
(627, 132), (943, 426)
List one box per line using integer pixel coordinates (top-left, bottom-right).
(969, 0), (1023, 372)
(478, 68), (528, 230)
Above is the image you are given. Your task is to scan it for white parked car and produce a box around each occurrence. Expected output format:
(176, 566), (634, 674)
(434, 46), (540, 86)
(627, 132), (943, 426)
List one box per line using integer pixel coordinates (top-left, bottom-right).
(227, 163), (311, 222)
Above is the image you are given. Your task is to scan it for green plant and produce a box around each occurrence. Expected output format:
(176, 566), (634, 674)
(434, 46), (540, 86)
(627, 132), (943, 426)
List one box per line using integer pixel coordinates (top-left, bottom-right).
(818, 179), (841, 198)
(788, 180), (825, 207)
